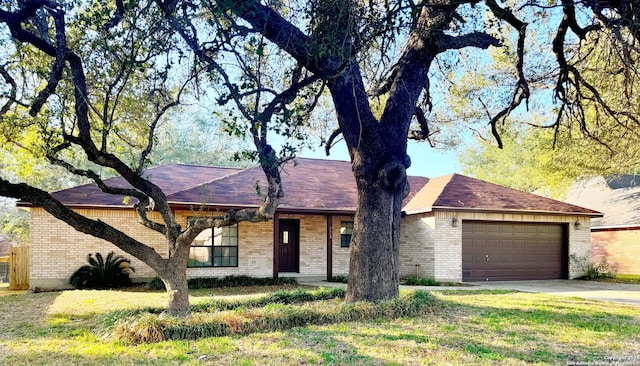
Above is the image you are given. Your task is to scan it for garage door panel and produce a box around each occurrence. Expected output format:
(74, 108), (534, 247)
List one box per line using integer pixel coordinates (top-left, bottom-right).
(471, 239), (487, 249)
(541, 254), (558, 262)
(462, 221), (565, 281)
(499, 240), (513, 249)
(471, 269), (487, 277)
(487, 269), (502, 277)
(526, 226), (539, 234)
(500, 269), (514, 277)
(472, 253), (486, 262)
(500, 254), (513, 263)
(526, 254), (539, 262)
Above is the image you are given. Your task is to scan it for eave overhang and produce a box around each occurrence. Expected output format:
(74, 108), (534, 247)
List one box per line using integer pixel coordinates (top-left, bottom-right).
(403, 205), (604, 218)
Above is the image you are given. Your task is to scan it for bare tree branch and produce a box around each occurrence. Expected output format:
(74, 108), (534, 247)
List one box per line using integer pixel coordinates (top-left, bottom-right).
(408, 106), (436, 147)
(2, 2), (184, 242)
(29, 4), (65, 116)
(0, 177), (166, 268)
(0, 64), (17, 115)
(482, 0), (531, 147)
(438, 32), (500, 51)
(157, 0), (286, 228)
(323, 127), (343, 156)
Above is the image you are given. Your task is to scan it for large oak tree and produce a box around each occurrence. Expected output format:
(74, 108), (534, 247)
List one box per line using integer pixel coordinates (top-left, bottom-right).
(0, 0), (288, 316)
(2, 0), (640, 316)
(178, 0), (640, 302)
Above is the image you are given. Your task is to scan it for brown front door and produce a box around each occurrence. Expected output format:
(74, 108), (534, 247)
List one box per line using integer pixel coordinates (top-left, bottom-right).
(278, 219), (299, 272)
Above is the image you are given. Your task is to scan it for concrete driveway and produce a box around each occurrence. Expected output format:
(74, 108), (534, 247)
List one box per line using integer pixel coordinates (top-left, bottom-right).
(467, 280), (640, 306)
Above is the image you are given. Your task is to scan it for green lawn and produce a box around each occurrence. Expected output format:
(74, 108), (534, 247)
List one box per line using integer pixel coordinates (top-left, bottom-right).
(0, 286), (638, 365)
(598, 274), (640, 284)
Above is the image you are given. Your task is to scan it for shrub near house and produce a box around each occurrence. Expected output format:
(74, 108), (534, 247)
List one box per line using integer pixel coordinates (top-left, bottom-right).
(70, 252), (135, 289)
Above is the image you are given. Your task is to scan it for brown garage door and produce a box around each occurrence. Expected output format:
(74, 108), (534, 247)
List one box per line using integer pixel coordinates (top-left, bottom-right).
(462, 221), (567, 281)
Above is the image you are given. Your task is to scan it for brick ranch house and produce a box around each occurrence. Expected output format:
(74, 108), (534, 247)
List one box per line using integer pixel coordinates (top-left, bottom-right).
(567, 176), (640, 275)
(20, 158), (601, 289)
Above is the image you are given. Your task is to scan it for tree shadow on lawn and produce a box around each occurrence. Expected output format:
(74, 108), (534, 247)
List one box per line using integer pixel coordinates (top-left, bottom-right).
(0, 291), (62, 340)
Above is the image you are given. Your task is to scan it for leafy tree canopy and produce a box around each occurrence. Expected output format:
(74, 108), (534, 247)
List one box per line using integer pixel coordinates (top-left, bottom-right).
(457, 32), (640, 198)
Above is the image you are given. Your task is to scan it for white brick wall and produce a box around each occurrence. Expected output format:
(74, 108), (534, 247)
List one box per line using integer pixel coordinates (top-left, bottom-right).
(399, 213), (436, 279)
(331, 215), (354, 276)
(568, 216), (592, 279)
(432, 213), (463, 282)
(29, 207), (167, 288)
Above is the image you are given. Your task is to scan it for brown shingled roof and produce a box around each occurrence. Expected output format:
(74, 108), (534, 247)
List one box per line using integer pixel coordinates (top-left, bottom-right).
(26, 159), (599, 217)
(403, 173), (602, 216)
(48, 164), (242, 207)
(167, 158), (429, 212)
(35, 158), (429, 212)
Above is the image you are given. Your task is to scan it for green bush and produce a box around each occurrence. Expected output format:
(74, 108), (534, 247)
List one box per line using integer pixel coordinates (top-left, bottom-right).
(401, 276), (440, 286)
(69, 252), (135, 289)
(146, 275), (298, 291)
(585, 257), (618, 279)
(571, 254), (618, 279)
(329, 275), (348, 283)
(147, 276), (165, 290)
(188, 275), (297, 289)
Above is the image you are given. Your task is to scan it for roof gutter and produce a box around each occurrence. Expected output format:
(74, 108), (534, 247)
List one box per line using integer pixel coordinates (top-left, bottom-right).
(169, 203), (356, 216)
(403, 206), (603, 217)
(17, 201), (358, 216)
(591, 224), (640, 232)
(17, 202), (134, 210)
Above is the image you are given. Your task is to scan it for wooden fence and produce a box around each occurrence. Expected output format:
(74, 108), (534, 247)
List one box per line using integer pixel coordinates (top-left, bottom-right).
(9, 246), (29, 290)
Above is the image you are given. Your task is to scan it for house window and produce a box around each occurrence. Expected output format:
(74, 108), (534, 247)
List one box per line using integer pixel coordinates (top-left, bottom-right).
(340, 221), (353, 248)
(188, 223), (238, 267)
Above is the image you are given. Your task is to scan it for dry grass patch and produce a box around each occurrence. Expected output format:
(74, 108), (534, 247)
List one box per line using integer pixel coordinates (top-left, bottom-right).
(101, 288), (435, 344)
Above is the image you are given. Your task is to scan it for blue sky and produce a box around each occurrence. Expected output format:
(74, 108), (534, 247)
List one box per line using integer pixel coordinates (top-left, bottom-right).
(299, 139), (461, 178)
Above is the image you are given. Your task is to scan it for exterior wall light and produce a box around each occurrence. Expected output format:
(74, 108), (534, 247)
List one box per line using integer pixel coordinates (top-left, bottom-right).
(452, 217), (458, 227)
(574, 221), (581, 230)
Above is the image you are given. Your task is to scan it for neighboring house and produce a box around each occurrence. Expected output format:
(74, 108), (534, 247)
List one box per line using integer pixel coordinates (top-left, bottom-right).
(0, 234), (14, 283)
(20, 158), (601, 289)
(567, 176), (640, 275)
(0, 234), (12, 257)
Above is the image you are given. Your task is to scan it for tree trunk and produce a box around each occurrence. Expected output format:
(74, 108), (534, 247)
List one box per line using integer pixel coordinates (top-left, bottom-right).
(159, 257), (190, 317)
(346, 166), (407, 302)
